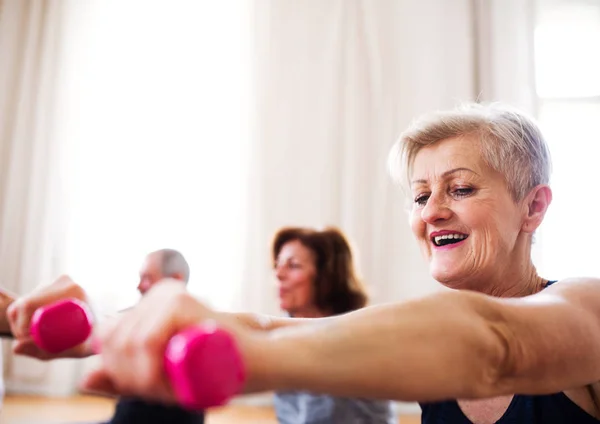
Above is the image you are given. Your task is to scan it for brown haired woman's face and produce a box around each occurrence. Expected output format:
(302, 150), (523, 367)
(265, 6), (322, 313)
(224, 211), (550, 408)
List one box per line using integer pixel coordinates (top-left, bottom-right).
(274, 240), (317, 314)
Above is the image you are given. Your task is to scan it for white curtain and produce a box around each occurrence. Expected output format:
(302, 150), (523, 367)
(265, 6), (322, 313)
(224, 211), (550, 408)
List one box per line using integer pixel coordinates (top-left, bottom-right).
(42, 0), (252, 397)
(0, 0), (538, 404)
(0, 0), (81, 397)
(238, 0), (537, 313)
(239, 0), (476, 316)
(56, 0), (252, 314)
(474, 0), (538, 112)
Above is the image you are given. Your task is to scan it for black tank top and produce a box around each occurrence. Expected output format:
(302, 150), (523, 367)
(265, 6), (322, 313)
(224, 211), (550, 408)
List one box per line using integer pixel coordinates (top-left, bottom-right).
(109, 398), (205, 424)
(420, 280), (600, 423)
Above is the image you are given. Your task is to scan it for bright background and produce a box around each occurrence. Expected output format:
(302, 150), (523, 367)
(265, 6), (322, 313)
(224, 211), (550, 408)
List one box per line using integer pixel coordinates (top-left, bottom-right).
(0, 0), (598, 411)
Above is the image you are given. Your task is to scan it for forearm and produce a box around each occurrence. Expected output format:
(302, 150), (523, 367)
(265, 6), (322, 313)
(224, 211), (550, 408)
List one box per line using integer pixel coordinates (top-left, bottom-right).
(245, 290), (508, 401)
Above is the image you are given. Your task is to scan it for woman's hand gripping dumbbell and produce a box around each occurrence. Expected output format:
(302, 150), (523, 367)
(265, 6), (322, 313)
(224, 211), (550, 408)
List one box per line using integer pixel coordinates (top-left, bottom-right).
(10, 278), (248, 410)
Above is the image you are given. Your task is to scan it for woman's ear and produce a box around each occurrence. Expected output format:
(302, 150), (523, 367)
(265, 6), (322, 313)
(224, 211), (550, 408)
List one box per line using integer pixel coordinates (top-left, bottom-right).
(521, 185), (552, 233)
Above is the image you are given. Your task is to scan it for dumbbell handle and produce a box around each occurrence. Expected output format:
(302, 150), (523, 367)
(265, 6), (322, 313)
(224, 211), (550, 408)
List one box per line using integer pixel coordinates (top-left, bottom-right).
(29, 298), (246, 410)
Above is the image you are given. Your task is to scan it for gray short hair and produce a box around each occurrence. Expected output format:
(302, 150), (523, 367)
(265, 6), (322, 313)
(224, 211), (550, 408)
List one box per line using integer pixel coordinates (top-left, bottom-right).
(153, 249), (190, 283)
(388, 102), (552, 201)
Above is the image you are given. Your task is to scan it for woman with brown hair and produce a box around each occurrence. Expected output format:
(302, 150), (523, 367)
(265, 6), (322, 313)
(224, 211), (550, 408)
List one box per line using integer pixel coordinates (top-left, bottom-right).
(271, 226), (395, 423)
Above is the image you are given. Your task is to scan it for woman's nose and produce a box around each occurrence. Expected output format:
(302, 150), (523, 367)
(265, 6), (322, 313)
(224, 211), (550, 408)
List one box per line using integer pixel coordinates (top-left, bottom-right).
(420, 193), (453, 224)
(275, 266), (286, 280)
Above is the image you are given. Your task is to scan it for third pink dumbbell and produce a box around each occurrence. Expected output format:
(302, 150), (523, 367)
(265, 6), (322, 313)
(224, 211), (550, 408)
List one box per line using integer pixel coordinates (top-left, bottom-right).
(29, 298), (246, 410)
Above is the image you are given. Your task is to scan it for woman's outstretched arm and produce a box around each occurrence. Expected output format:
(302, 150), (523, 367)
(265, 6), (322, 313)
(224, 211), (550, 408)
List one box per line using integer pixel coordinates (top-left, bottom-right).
(245, 278), (600, 401)
(80, 278), (600, 404)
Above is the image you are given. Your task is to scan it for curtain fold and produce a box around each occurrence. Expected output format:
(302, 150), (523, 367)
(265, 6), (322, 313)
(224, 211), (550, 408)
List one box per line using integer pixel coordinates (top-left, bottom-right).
(473, 0), (537, 113)
(238, 0), (478, 316)
(0, 0), (538, 403)
(0, 0), (79, 397)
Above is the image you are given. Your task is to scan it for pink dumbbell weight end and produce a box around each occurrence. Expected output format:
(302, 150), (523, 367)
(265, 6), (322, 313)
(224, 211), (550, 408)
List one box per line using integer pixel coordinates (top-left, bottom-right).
(29, 299), (246, 410)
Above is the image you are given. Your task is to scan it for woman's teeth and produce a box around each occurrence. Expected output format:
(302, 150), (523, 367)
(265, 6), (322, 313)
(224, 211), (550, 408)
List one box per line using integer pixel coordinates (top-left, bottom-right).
(433, 234), (467, 246)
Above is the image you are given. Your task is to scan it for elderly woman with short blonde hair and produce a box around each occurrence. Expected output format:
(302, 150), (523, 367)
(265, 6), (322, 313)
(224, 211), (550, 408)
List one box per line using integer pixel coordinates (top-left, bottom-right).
(9, 102), (600, 424)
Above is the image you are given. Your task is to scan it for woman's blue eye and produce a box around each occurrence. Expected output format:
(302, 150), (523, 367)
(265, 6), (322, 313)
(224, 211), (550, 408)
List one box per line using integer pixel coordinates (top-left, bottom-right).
(453, 187), (473, 197)
(414, 187), (473, 206)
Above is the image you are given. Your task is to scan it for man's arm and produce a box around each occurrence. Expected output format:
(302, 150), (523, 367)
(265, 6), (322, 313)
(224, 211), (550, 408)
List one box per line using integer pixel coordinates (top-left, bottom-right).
(246, 278), (600, 401)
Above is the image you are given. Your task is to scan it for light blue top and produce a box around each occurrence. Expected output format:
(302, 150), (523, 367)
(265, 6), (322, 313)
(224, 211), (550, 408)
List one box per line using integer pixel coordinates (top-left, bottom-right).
(274, 390), (396, 424)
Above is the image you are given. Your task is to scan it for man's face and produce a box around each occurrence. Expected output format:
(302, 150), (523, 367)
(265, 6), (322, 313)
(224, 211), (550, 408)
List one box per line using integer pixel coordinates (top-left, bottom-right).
(137, 253), (163, 295)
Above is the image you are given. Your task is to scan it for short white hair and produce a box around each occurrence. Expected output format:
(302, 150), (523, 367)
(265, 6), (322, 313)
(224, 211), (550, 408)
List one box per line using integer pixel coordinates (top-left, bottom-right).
(388, 102), (552, 201)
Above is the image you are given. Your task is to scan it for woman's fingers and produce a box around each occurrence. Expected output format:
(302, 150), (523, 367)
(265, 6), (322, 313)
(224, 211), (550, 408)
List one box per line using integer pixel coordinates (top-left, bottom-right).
(80, 368), (118, 396)
(12, 339), (43, 358)
(83, 281), (206, 403)
(7, 298), (36, 340)
(7, 275), (91, 357)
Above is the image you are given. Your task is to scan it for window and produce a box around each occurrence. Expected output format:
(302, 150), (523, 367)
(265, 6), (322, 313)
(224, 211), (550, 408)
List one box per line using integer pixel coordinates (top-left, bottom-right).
(56, 1), (251, 312)
(534, 0), (600, 278)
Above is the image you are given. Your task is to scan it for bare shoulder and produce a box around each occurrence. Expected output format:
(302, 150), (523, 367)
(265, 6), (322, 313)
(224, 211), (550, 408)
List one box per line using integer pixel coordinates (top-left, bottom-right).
(526, 277), (600, 304)
(541, 278), (600, 418)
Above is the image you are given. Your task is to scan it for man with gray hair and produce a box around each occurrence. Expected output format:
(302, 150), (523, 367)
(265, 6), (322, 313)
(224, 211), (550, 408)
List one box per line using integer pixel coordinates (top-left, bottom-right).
(137, 248), (191, 295)
(108, 248), (204, 424)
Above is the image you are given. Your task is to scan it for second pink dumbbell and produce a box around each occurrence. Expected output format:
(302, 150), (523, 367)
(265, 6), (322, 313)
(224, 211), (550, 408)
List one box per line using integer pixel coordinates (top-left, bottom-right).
(29, 298), (246, 410)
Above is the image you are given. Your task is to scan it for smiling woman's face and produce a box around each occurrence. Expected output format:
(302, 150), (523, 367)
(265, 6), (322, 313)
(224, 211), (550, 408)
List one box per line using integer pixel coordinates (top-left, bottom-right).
(409, 135), (526, 288)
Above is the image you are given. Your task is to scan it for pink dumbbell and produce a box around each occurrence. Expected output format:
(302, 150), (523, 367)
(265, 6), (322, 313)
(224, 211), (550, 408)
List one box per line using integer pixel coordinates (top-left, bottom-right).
(29, 298), (246, 410)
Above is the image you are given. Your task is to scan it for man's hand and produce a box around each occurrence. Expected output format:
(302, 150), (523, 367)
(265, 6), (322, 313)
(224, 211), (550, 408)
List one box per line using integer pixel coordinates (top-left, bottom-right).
(7, 275), (95, 360)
